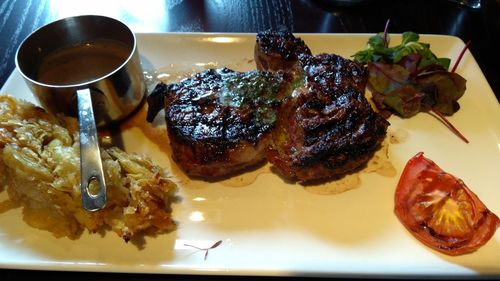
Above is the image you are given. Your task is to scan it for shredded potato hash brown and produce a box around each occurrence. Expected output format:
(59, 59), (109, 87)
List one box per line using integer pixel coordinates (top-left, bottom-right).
(0, 95), (177, 241)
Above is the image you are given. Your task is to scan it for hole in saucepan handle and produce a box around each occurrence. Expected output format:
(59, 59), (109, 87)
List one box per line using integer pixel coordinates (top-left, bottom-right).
(77, 88), (107, 211)
(87, 176), (103, 196)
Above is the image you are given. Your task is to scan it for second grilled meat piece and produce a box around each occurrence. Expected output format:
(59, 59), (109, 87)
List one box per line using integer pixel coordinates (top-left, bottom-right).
(146, 68), (291, 179)
(269, 54), (389, 182)
(255, 30), (390, 182)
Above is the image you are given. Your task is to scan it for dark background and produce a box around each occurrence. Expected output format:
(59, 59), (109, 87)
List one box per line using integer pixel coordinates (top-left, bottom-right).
(1, 0), (499, 103)
(2, 0), (500, 280)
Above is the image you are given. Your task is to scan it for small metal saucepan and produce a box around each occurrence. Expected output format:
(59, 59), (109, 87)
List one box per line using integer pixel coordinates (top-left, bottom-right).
(15, 15), (146, 211)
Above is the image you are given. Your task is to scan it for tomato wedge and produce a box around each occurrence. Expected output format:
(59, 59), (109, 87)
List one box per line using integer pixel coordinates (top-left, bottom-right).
(395, 152), (499, 256)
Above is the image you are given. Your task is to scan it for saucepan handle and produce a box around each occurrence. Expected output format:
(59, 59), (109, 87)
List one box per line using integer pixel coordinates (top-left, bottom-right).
(76, 88), (107, 211)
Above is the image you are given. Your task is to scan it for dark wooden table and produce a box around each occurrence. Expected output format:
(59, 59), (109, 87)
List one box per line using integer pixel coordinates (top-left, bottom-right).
(1, 0), (499, 280)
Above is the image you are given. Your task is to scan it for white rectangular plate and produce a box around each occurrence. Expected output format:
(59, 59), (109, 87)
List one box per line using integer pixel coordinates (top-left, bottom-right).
(1, 33), (500, 278)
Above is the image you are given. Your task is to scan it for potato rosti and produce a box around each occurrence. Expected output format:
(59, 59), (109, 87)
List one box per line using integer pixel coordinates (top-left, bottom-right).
(0, 95), (177, 241)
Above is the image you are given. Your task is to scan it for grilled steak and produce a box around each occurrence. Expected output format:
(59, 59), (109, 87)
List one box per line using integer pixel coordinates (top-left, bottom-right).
(256, 31), (390, 182)
(147, 31), (389, 183)
(146, 68), (291, 179)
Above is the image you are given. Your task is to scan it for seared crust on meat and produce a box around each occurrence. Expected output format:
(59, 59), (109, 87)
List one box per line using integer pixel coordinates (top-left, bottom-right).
(267, 53), (390, 182)
(301, 53), (368, 94)
(255, 30), (312, 72)
(147, 68), (290, 179)
(268, 87), (389, 182)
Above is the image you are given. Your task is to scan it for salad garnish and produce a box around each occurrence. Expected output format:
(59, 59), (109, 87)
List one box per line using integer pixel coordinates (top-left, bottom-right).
(353, 21), (469, 143)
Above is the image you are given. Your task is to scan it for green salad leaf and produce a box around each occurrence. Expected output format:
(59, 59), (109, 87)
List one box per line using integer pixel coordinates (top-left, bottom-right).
(353, 31), (451, 70)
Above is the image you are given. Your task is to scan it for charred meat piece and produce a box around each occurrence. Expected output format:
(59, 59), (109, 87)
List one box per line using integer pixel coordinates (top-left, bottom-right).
(301, 53), (368, 94)
(147, 68), (291, 179)
(266, 53), (390, 182)
(255, 30), (312, 72)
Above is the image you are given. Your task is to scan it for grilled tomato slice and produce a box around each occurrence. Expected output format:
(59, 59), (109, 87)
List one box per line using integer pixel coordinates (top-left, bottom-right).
(395, 152), (499, 255)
